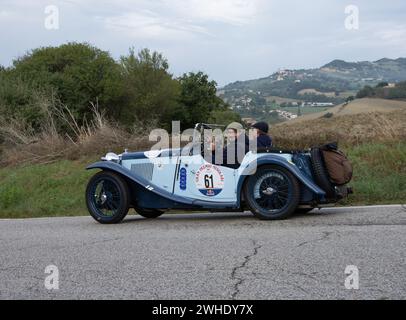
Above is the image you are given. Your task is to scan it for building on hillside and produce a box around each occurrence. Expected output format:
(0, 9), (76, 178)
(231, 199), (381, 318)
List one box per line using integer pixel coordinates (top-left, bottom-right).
(304, 102), (334, 107)
(273, 109), (298, 120)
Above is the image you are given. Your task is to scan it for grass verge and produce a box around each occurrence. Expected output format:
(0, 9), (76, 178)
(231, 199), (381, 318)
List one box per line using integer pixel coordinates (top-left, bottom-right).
(0, 142), (405, 218)
(0, 158), (95, 218)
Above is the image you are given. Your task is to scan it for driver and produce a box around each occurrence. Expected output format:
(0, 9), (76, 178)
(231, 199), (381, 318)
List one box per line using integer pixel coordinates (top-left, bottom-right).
(210, 122), (249, 169)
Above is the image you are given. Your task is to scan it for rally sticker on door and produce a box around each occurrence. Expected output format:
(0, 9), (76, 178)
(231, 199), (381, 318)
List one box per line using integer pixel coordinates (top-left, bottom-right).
(195, 164), (224, 196)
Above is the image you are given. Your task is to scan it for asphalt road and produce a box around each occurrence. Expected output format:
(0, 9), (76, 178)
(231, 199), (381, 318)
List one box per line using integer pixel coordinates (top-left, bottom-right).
(1, 205), (405, 300)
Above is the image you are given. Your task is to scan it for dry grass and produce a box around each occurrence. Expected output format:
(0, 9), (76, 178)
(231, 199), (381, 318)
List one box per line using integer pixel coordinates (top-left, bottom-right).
(270, 108), (406, 149)
(0, 102), (154, 167)
(2, 96), (406, 166)
(287, 98), (406, 123)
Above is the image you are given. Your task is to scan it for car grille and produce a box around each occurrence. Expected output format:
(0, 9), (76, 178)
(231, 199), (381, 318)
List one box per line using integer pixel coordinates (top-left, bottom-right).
(130, 162), (154, 181)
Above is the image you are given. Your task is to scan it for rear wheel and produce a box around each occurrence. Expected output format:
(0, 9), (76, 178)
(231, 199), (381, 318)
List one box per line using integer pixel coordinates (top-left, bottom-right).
(244, 165), (300, 220)
(134, 208), (164, 219)
(86, 171), (130, 224)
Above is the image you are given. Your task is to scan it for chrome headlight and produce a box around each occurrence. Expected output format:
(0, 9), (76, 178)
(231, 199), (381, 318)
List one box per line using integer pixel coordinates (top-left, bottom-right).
(101, 152), (120, 162)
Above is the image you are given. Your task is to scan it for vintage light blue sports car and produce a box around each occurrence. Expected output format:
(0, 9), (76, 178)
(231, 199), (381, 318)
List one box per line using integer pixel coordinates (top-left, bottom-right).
(85, 123), (352, 224)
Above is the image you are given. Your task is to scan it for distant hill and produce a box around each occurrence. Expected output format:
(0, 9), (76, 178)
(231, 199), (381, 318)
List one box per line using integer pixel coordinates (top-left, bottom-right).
(321, 58), (406, 80)
(220, 58), (406, 119)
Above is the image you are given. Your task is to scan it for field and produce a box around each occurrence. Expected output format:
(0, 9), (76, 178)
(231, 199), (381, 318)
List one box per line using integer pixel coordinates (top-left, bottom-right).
(297, 88), (357, 99)
(286, 97), (406, 123)
(298, 88), (337, 97)
(265, 95), (300, 104)
(277, 106), (330, 116)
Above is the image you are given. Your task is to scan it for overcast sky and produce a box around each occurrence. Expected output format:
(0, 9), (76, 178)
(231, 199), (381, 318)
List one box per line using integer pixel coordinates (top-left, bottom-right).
(1, 0), (405, 85)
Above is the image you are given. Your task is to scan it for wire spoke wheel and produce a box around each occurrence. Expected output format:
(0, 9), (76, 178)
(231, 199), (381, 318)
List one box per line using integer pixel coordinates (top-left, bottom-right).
(254, 172), (291, 212)
(93, 180), (121, 217)
(244, 165), (300, 220)
(86, 171), (130, 224)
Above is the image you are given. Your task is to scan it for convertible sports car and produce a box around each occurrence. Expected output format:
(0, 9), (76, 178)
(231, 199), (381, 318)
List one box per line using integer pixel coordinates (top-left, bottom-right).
(85, 123), (352, 224)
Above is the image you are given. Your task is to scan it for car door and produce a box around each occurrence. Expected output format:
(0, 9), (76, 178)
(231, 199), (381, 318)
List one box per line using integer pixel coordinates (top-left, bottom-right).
(144, 149), (179, 193)
(173, 154), (237, 202)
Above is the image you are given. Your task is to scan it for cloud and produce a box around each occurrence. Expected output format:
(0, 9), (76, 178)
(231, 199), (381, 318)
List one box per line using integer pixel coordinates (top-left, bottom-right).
(376, 25), (406, 46)
(101, 0), (260, 40)
(167, 0), (259, 26)
(323, 21), (406, 52)
(0, 0), (405, 85)
(102, 10), (212, 40)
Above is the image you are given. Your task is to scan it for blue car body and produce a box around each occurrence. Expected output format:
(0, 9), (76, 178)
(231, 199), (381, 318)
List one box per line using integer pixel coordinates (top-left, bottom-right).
(87, 148), (328, 211)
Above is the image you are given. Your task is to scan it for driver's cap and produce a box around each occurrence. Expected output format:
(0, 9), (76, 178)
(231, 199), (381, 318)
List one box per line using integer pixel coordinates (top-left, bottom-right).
(226, 122), (243, 132)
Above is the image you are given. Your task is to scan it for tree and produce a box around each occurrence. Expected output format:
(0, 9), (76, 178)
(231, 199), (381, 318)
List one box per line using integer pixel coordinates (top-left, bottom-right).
(9, 42), (122, 121)
(376, 82), (388, 88)
(346, 95), (355, 102)
(208, 109), (241, 126)
(356, 86), (375, 99)
(0, 43), (236, 134)
(119, 48), (180, 128)
(0, 70), (50, 130)
(177, 72), (229, 129)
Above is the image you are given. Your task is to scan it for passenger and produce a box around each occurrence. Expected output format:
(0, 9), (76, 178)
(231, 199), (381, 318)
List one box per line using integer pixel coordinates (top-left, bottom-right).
(211, 122), (249, 169)
(251, 121), (272, 149)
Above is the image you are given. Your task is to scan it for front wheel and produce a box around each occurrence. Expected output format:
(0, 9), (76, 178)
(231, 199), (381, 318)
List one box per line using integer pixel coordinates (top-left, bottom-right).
(244, 165), (300, 220)
(86, 171), (130, 224)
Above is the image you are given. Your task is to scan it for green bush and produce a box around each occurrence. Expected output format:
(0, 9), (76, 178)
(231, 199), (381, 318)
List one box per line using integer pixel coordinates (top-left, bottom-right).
(356, 85), (375, 98)
(0, 73), (49, 130)
(9, 42), (122, 121)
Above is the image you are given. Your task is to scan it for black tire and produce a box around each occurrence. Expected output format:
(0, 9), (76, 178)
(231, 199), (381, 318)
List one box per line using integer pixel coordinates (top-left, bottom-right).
(310, 148), (336, 198)
(134, 208), (164, 219)
(86, 171), (130, 224)
(244, 165), (300, 220)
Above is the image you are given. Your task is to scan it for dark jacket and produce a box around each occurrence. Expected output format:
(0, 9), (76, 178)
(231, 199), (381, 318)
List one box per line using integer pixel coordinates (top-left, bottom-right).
(213, 134), (249, 169)
(256, 134), (272, 149)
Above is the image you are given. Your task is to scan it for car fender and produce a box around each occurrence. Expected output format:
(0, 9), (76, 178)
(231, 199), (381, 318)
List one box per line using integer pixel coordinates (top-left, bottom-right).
(236, 154), (326, 205)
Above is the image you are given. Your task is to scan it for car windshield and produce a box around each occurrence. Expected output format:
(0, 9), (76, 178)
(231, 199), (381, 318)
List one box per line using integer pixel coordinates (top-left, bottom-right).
(180, 123), (226, 156)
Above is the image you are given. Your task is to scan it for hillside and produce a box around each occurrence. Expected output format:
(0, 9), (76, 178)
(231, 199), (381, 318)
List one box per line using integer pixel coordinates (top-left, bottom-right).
(283, 98), (406, 123)
(270, 98), (406, 149)
(220, 58), (406, 119)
